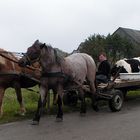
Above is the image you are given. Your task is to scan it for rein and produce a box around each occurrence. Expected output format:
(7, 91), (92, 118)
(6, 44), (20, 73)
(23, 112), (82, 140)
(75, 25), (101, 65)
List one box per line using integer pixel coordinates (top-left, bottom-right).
(41, 71), (85, 90)
(0, 53), (19, 64)
(23, 53), (41, 65)
(0, 52), (40, 71)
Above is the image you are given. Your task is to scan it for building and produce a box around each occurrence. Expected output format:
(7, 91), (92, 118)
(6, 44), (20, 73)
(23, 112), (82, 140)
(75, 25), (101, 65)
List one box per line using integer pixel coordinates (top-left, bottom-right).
(113, 27), (140, 46)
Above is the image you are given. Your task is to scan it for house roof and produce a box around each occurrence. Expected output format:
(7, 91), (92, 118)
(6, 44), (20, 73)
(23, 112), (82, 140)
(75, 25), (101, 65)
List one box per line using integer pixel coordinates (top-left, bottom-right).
(113, 27), (140, 44)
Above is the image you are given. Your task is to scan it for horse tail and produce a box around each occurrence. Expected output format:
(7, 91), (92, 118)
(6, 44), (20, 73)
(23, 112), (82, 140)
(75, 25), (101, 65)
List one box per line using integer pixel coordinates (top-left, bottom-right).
(83, 54), (96, 93)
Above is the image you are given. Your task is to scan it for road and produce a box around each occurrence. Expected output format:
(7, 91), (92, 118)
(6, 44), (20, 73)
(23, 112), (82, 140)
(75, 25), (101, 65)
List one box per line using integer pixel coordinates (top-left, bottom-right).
(1, 96), (140, 140)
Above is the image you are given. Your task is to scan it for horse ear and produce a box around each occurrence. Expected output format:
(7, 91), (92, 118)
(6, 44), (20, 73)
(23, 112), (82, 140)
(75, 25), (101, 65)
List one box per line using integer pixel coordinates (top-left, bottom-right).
(40, 43), (46, 49)
(54, 49), (57, 56)
(35, 40), (39, 44)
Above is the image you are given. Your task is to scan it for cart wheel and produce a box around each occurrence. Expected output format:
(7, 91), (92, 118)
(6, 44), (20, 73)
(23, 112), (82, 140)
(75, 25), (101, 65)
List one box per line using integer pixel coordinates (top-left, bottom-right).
(109, 90), (123, 112)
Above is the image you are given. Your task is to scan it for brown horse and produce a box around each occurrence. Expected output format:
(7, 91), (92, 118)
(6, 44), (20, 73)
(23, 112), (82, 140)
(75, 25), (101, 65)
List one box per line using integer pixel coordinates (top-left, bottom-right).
(0, 48), (40, 116)
(18, 40), (97, 124)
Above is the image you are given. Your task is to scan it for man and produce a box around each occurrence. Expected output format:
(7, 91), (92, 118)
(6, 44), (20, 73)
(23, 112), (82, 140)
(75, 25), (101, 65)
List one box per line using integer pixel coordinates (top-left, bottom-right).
(96, 52), (111, 83)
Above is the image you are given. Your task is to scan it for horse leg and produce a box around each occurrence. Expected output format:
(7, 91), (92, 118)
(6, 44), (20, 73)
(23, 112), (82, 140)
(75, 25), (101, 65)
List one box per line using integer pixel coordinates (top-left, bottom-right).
(89, 82), (99, 112)
(32, 83), (48, 125)
(14, 82), (26, 116)
(79, 88), (86, 114)
(32, 95), (42, 124)
(38, 84), (47, 113)
(53, 89), (57, 105)
(0, 87), (4, 117)
(56, 84), (63, 121)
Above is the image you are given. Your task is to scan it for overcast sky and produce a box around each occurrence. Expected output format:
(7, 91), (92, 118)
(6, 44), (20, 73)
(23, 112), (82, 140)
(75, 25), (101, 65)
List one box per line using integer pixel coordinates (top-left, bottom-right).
(0, 0), (140, 53)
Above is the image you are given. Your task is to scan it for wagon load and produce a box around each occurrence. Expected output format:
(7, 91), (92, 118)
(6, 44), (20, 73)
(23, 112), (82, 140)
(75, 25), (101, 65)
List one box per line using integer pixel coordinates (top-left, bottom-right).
(111, 57), (140, 80)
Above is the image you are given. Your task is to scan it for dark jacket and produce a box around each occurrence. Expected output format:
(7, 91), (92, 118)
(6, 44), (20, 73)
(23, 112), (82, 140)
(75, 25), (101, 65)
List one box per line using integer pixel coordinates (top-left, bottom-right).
(96, 60), (111, 79)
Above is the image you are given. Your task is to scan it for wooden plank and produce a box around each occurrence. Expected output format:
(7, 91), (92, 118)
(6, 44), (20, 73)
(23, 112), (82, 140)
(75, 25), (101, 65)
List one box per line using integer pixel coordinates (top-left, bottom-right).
(114, 79), (140, 88)
(97, 79), (140, 90)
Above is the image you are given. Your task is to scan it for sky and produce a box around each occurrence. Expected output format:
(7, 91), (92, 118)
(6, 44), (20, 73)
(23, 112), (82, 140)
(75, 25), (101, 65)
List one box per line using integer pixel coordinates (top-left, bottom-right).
(0, 0), (140, 53)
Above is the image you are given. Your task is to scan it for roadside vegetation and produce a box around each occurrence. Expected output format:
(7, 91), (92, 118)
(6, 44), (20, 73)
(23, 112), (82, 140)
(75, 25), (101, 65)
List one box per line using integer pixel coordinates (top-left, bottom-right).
(1, 86), (39, 123)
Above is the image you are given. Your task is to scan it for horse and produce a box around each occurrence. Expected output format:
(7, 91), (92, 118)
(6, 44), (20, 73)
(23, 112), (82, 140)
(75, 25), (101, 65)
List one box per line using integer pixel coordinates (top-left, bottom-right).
(111, 57), (140, 77)
(0, 48), (40, 116)
(18, 40), (97, 125)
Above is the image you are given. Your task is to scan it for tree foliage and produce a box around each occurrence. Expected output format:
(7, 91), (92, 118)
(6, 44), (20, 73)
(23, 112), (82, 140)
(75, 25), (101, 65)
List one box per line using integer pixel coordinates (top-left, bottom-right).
(79, 34), (134, 64)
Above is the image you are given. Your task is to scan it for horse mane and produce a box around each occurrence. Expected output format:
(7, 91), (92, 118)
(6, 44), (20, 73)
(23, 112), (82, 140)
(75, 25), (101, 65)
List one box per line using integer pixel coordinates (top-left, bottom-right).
(43, 44), (64, 65)
(54, 48), (65, 65)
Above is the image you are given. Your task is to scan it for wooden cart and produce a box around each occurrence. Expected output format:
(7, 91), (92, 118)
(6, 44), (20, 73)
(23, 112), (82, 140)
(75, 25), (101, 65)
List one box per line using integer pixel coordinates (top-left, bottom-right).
(94, 79), (140, 112)
(63, 78), (140, 112)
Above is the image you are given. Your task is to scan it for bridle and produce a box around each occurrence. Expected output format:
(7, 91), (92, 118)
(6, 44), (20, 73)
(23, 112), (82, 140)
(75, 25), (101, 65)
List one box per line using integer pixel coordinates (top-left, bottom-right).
(22, 52), (41, 65)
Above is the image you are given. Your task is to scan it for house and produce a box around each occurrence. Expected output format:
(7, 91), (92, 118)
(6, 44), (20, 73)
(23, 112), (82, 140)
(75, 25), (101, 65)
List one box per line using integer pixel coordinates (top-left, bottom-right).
(113, 27), (140, 46)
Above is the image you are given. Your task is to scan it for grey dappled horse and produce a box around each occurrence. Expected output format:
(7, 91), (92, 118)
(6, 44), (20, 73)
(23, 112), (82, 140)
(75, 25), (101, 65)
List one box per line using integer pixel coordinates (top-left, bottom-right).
(18, 40), (97, 124)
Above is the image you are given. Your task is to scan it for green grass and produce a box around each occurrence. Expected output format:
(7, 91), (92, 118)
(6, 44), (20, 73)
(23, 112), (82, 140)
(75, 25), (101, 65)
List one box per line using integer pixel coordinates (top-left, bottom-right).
(127, 90), (140, 96)
(0, 86), (39, 124)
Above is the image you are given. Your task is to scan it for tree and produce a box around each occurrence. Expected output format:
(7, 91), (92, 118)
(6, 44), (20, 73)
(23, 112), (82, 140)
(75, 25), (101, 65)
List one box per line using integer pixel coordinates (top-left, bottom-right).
(78, 34), (134, 64)
(79, 34), (106, 62)
(105, 34), (134, 63)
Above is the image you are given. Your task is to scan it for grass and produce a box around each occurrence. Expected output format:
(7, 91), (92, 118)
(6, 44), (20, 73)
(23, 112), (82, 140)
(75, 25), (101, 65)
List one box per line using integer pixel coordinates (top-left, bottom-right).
(0, 86), (81, 124)
(127, 90), (140, 96)
(1, 86), (39, 124)
(1, 87), (140, 124)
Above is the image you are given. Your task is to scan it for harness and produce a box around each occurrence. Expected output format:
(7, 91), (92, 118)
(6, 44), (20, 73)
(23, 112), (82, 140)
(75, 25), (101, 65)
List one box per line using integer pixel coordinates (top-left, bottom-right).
(23, 53), (41, 65)
(41, 71), (72, 83)
(42, 72), (66, 78)
(41, 71), (87, 91)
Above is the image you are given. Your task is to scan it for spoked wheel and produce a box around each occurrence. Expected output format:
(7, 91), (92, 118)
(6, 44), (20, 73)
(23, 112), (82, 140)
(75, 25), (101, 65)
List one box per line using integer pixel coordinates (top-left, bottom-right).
(109, 90), (124, 112)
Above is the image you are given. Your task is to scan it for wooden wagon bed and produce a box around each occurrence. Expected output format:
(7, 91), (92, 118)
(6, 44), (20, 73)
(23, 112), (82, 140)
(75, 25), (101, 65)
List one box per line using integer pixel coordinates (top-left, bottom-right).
(113, 79), (140, 89)
(98, 78), (140, 90)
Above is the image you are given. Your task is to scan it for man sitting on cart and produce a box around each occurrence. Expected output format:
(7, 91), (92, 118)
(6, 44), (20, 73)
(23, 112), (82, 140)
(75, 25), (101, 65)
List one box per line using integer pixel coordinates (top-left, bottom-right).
(96, 52), (111, 84)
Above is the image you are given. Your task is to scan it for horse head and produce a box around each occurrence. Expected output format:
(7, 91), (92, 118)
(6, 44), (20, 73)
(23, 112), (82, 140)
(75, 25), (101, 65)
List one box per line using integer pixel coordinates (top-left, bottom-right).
(18, 40), (63, 69)
(18, 40), (45, 67)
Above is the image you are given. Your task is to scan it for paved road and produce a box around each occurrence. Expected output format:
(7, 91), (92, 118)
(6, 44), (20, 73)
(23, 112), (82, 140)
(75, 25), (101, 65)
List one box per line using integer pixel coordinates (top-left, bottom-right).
(1, 96), (140, 140)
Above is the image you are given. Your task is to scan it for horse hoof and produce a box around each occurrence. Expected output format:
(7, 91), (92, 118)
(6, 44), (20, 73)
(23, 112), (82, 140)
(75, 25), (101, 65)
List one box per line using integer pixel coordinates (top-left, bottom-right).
(56, 117), (63, 122)
(31, 120), (39, 125)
